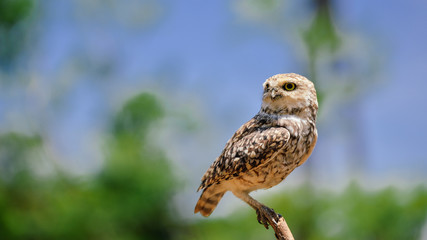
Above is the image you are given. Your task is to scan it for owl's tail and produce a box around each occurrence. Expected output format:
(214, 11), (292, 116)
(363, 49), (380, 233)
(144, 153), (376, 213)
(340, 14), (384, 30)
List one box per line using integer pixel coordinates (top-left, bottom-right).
(194, 186), (225, 217)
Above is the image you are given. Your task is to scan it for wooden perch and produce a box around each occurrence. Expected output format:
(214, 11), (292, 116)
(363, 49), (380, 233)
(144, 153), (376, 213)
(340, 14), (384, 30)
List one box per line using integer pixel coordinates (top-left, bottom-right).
(262, 211), (295, 240)
(272, 215), (294, 240)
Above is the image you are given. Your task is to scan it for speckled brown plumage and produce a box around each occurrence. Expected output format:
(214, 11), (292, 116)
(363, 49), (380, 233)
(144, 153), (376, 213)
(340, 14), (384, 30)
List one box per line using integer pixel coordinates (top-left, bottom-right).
(195, 73), (318, 220)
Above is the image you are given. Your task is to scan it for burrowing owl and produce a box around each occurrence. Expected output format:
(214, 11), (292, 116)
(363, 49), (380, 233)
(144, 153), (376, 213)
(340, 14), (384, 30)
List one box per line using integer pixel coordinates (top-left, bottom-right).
(194, 73), (318, 227)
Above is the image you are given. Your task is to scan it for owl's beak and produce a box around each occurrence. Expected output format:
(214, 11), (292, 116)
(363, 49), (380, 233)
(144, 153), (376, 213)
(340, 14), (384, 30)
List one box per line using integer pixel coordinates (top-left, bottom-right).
(263, 87), (281, 100)
(268, 88), (283, 100)
(271, 89), (276, 98)
(271, 89), (277, 98)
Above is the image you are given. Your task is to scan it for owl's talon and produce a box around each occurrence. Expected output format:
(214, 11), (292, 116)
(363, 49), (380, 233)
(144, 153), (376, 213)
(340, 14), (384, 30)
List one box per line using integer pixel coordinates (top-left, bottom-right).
(256, 206), (281, 229)
(268, 208), (281, 223)
(256, 208), (270, 229)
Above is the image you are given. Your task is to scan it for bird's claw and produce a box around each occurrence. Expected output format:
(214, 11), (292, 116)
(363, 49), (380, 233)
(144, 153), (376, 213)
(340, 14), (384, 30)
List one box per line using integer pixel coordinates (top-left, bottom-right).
(256, 206), (281, 229)
(256, 208), (270, 229)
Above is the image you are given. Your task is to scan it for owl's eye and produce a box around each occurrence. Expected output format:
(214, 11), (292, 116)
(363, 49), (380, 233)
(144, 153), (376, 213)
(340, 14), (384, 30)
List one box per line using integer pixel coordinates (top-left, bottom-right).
(283, 83), (296, 91)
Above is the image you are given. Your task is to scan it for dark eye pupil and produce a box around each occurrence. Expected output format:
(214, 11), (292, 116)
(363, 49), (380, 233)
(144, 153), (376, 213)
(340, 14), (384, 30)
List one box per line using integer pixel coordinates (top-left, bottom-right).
(285, 83), (294, 90)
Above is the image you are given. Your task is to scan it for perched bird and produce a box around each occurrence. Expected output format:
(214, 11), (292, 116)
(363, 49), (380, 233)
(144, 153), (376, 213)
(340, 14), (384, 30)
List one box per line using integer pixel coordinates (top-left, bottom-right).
(194, 73), (318, 227)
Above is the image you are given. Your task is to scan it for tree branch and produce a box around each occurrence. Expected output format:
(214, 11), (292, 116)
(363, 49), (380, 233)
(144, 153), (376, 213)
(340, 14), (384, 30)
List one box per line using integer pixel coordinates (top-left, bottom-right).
(265, 212), (295, 240)
(273, 215), (294, 240)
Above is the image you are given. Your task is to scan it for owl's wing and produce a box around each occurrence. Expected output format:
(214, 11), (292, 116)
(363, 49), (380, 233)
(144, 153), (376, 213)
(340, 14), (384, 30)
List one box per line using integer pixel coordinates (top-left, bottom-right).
(198, 121), (290, 191)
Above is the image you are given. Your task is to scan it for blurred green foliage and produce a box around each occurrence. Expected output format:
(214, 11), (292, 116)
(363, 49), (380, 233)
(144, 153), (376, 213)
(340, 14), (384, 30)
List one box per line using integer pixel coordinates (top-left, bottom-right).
(0, 93), (426, 240)
(187, 184), (427, 240)
(0, 0), (33, 28)
(303, 0), (340, 63)
(0, 133), (42, 181)
(0, 93), (179, 239)
(302, 0), (340, 107)
(0, 0), (33, 68)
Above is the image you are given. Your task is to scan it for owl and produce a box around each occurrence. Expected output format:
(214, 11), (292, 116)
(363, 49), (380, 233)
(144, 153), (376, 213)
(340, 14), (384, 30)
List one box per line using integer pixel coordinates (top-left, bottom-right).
(194, 73), (318, 228)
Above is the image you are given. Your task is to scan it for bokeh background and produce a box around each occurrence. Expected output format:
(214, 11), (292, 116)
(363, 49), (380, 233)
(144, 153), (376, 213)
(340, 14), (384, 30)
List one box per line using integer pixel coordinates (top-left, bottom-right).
(1, 0), (427, 239)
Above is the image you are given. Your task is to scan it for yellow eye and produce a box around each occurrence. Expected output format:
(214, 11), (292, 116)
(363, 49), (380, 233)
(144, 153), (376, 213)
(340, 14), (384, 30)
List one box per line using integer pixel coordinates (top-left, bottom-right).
(283, 83), (296, 91)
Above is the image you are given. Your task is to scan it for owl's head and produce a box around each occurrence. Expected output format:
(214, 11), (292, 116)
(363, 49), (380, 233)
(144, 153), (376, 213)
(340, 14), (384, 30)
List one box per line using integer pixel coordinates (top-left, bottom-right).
(261, 73), (318, 118)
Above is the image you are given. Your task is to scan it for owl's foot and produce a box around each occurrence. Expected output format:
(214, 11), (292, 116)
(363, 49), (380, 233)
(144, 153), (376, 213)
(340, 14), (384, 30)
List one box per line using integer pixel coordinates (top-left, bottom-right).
(256, 206), (281, 229)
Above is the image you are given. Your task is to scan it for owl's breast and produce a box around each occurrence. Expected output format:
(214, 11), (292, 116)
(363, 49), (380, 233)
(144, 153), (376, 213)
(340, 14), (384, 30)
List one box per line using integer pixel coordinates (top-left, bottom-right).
(230, 126), (317, 193)
(230, 154), (294, 192)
